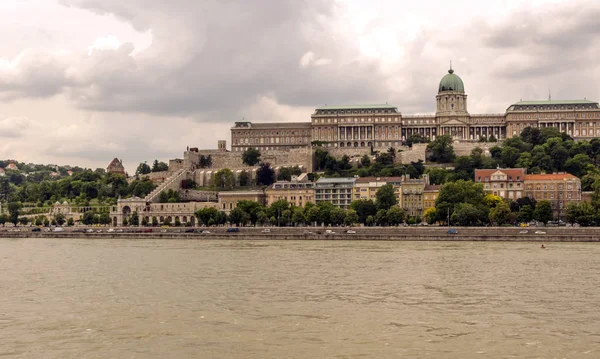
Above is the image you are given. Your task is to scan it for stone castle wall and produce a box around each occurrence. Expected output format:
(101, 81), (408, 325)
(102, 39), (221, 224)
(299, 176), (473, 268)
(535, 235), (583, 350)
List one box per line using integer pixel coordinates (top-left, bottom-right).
(452, 142), (495, 156)
(183, 147), (313, 173)
(181, 189), (218, 202)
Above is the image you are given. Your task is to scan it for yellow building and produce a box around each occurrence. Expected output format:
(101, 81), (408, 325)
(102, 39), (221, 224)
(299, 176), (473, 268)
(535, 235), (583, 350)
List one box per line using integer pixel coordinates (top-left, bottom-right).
(401, 179), (426, 218)
(218, 190), (266, 213)
(423, 185), (441, 212)
(265, 181), (315, 207)
(352, 177), (403, 202)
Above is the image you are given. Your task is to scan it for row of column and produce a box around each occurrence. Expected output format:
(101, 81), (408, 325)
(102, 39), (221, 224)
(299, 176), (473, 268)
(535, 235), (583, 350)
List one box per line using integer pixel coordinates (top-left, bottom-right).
(339, 126), (374, 141)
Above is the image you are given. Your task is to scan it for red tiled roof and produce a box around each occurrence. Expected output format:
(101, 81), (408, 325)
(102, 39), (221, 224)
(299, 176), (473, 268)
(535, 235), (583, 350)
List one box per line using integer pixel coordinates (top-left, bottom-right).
(524, 173), (579, 181)
(424, 185), (441, 191)
(474, 168), (526, 181)
(355, 176), (405, 183)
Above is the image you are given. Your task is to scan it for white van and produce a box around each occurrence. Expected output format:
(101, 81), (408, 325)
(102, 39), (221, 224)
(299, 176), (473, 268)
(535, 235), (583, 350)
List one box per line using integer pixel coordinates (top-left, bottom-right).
(53, 227), (64, 232)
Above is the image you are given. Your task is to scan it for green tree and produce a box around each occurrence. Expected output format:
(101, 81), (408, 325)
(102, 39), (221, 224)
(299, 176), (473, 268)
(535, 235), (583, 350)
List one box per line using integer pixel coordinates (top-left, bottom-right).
(151, 160), (169, 172)
(489, 202), (512, 225)
(130, 211), (139, 226)
(229, 207), (249, 226)
(7, 202), (22, 226)
(242, 148), (261, 166)
(19, 217), (29, 226)
(54, 213), (66, 226)
(291, 207), (306, 225)
(533, 200), (553, 225)
(565, 154), (592, 178)
(256, 163), (275, 186)
(82, 210), (95, 225)
(213, 168), (235, 189)
(195, 207), (219, 226)
(426, 167), (450, 185)
(375, 209), (388, 226)
(365, 215), (374, 226)
(239, 170), (251, 186)
(330, 207), (346, 226)
(236, 200), (265, 226)
(517, 205), (534, 224)
(500, 146), (521, 168)
(344, 209), (359, 226)
(450, 203), (488, 226)
(427, 135), (456, 163)
(135, 162), (152, 175)
(387, 206), (406, 226)
(375, 184), (397, 210)
(566, 202), (595, 226)
(360, 155), (371, 167)
(350, 199), (377, 224)
(152, 217), (159, 226)
(435, 180), (487, 224)
(174, 217), (181, 227)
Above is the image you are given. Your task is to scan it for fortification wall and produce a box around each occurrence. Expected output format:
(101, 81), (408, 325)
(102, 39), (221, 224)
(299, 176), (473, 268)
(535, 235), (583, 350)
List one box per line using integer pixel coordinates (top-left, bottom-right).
(399, 144), (427, 164)
(452, 142), (495, 156)
(181, 190), (218, 202)
(183, 147), (313, 173)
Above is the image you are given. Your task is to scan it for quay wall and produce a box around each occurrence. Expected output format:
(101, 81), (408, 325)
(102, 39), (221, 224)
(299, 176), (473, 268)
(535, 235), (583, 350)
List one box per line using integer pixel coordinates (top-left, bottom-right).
(2, 227), (599, 242)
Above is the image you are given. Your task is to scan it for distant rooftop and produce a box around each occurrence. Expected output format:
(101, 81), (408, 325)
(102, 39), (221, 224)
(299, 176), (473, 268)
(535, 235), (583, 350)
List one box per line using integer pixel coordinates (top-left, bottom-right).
(316, 104), (397, 110)
(513, 100), (597, 105)
(316, 177), (357, 184)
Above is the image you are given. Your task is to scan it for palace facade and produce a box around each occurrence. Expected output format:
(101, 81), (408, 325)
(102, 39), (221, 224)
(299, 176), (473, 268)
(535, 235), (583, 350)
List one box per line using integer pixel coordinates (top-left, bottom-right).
(230, 67), (600, 152)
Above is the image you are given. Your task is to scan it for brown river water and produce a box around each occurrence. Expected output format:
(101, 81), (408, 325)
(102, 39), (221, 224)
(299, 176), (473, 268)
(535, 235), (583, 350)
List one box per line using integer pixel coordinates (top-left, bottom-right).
(1, 238), (599, 359)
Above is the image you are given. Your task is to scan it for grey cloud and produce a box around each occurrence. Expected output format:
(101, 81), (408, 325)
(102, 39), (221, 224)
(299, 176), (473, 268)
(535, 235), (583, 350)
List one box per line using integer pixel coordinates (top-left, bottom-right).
(55, 0), (389, 118)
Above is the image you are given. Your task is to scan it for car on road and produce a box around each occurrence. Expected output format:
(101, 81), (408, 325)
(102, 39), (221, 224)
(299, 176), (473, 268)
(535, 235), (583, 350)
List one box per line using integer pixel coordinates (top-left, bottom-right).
(53, 227), (64, 232)
(86, 229), (94, 233)
(200, 230), (211, 234)
(31, 227), (41, 232)
(519, 230), (529, 234)
(261, 228), (271, 233)
(325, 229), (336, 235)
(447, 229), (458, 234)
(226, 228), (240, 233)
(346, 230), (356, 234)
(107, 228), (115, 233)
(535, 230), (546, 234)
(116, 229), (123, 233)
(184, 228), (194, 233)
(303, 231), (313, 235)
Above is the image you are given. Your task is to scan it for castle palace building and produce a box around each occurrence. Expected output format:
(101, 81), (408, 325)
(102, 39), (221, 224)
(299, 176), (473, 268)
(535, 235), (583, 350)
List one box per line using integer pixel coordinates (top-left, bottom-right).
(231, 67), (600, 152)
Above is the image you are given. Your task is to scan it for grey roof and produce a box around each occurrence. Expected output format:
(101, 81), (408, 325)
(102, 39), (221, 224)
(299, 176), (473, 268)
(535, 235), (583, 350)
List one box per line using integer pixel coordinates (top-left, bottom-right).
(512, 100), (597, 105)
(232, 122), (311, 129)
(316, 177), (357, 184)
(316, 104), (397, 110)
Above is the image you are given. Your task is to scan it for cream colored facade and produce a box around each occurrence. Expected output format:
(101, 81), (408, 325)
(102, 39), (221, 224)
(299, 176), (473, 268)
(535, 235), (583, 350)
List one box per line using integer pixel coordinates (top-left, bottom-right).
(505, 101), (600, 139)
(352, 177), (403, 202)
(314, 177), (356, 209)
(266, 181), (315, 207)
(230, 122), (312, 152)
(111, 196), (219, 226)
(524, 173), (582, 218)
(218, 191), (266, 213)
(474, 168), (526, 200)
(231, 67), (600, 150)
(423, 185), (441, 213)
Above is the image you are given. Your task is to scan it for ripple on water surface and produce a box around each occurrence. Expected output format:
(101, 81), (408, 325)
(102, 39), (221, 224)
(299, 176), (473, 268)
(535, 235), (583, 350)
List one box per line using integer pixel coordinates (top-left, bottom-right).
(0, 239), (599, 358)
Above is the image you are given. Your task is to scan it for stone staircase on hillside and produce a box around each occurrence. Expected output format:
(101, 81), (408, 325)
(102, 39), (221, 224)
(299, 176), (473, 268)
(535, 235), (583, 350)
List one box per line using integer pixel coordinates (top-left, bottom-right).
(144, 169), (187, 203)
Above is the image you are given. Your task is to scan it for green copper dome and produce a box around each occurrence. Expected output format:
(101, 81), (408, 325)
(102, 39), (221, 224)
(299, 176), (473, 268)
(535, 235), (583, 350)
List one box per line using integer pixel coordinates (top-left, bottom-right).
(438, 68), (464, 93)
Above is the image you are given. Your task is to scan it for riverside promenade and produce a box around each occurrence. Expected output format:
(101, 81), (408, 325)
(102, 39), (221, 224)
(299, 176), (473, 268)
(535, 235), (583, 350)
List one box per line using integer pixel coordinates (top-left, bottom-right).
(1, 227), (599, 242)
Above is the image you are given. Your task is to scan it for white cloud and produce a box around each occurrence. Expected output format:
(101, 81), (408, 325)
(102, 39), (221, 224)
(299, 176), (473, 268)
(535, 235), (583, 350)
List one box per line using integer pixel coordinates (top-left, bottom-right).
(87, 35), (122, 55)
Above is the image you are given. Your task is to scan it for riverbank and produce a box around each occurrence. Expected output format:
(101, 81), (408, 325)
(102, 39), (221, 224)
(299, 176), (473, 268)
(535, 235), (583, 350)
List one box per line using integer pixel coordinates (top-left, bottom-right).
(1, 227), (599, 241)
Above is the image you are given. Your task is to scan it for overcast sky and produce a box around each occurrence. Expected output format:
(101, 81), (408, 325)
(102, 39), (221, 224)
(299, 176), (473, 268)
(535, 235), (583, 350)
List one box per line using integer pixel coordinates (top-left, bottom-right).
(1, 0), (599, 172)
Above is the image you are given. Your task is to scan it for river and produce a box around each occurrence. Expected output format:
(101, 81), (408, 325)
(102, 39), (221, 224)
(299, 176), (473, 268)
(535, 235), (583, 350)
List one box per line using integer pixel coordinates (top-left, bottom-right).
(1, 239), (598, 358)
